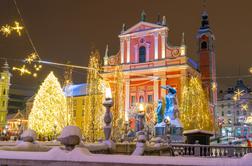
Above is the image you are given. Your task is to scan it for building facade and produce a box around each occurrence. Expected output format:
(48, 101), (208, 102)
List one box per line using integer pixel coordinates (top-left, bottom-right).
(0, 61), (11, 130)
(217, 80), (252, 138)
(101, 11), (216, 122)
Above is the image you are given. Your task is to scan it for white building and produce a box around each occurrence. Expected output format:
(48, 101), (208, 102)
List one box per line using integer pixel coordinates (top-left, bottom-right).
(217, 80), (252, 138)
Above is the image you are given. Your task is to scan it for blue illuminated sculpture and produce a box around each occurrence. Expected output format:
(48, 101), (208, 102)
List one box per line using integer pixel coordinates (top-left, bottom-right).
(161, 85), (177, 121)
(156, 99), (163, 124)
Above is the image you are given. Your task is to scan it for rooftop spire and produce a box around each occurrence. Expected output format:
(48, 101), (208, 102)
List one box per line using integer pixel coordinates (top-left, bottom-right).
(2, 60), (9, 72)
(121, 23), (126, 33)
(162, 16), (166, 26)
(181, 32), (185, 45)
(200, 0), (210, 29)
(103, 44), (109, 66)
(140, 10), (146, 21)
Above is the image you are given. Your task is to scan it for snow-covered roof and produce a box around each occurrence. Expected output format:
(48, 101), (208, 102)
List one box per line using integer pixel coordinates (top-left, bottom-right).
(64, 83), (87, 97)
(183, 129), (214, 136)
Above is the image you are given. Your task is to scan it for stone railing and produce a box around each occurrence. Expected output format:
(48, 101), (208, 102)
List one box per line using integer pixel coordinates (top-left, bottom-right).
(116, 143), (252, 157)
(171, 144), (252, 157)
(0, 141), (251, 157)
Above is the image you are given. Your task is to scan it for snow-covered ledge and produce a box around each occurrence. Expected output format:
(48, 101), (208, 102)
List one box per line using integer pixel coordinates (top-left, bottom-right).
(0, 147), (251, 166)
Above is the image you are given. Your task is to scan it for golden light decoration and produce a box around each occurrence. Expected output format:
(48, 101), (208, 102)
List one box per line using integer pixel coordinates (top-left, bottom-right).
(0, 25), (12, 37)
(234, 89), (244, 100)
(241, 103), (248, 111)
(12, 65), (31, 76)
(0, 21), (23, 37)
(249, 67), (252, 74)
(12, 21), (24, 36)
(28, 72), (69, 139)
(233, 95), (238, 102)
(211, 82), (217, 91)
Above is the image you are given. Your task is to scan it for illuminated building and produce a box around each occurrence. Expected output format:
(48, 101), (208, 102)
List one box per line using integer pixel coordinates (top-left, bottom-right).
(65, 83), (87, 130)
(101, 11), (216, 122)
(0, 61), (11, 130)
(217, 80), (252, 138)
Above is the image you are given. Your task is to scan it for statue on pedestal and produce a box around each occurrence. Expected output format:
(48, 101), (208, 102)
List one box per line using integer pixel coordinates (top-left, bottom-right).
(154, 85), (183, 142)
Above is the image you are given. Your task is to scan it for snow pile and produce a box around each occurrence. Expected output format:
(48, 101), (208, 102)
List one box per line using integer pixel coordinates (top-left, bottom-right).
(131, 134), (146, 156)
(58, 125), (82, 139)
(0, 141), (50, 152)
(21, 129), (37, 141)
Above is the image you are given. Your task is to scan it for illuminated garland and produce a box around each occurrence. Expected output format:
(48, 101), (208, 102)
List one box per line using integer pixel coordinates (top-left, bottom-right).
(0, 21), (23, 37)
(83, 50), (104, 142)
(180, 77), (213, 131)
(110, 65), (125, 140)
(28, 72), (69, 139)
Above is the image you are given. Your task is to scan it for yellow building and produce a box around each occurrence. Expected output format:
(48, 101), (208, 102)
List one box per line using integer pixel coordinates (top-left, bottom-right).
(0, 61), (11, 130)
(65, 83), (87, 129)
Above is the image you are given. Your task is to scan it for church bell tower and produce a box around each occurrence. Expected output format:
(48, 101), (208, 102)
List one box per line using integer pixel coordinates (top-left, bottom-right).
(197, 11), (217, 105)
(0, 61), (11, 129)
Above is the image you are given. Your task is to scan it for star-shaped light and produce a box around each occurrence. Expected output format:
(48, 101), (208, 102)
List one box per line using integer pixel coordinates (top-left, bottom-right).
(1, 25), (12, 37)
(241, 103), (248, 111)
(12, 21), (24, 36)
(12, 65), (31, 76)
(234, 89), (244, 100)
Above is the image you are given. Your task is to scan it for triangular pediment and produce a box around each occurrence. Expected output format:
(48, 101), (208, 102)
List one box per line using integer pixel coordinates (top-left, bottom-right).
(120, 21), (165, 36)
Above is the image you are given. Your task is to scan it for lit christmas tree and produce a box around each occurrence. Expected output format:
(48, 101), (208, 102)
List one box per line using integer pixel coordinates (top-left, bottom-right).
(111, 65), (125, 140)
(180, 77), (213, 131)
(28, 72), (69, 139)
(83, 49), (104, 142)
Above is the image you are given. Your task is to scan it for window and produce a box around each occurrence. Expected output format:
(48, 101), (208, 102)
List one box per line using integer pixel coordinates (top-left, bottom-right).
(148, 95), (153, 103)
(73, 100), (77, 107)
(228, 119), (232, 124)
(73, 110), (76, 117)
(82, 109), (84, 116)
(139, 96), (144, 103)
(201, 41), (207, 49)
(237, 110), (240, 116)
(227, 110), (232, 116)
(3, 89), (6, 95)
(131, 96), (136, 106)
(221, 111), (224, 116)
(139, 46), (146, 63)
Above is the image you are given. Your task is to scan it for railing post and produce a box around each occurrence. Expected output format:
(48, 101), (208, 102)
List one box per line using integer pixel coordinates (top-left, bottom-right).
(194, 141), (200, 156)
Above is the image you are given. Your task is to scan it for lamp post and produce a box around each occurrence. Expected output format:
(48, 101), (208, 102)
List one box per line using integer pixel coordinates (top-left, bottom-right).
(103, 88), (113, 141)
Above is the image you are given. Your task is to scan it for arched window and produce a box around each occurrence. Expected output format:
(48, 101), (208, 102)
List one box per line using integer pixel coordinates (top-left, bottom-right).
(139, 46), (146, 63)
(201, 41), (207, 49)
(139, 96), (144, 103)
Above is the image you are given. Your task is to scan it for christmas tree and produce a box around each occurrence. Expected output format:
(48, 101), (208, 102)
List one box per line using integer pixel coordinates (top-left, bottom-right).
(28, 72), (69, 139)
(83, 49), (104, 142)
(180, 77), (213, 131)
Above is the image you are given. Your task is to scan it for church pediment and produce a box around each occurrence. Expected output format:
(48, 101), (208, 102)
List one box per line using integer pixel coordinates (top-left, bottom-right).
(120, 22), (165, 36)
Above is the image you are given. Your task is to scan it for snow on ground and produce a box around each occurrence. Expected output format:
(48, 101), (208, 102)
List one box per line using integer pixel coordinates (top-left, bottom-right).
(0, 146), (251, 166)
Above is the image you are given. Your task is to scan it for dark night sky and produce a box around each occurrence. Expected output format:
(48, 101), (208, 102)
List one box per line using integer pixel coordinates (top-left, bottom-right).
(0, 0), (252, 92)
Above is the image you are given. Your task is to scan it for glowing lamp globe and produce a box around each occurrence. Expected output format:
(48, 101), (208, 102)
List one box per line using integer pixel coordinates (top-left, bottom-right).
(249, 67), (252, 74)
(105, 88), (112, 99)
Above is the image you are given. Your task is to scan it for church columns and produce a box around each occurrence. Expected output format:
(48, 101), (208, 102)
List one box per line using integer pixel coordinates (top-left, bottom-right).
(160, 74), (167, 99)
(125, 79), (130, 121)
(120, 38), (124, 64)
(126, 37), (130, 63)
(146, 43), (150, 62)
(154, 32), (159, 60)
(154, 79), (159, 103)
(161, 31), (166, 59)
(134, 44), (138, 63)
